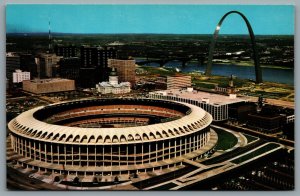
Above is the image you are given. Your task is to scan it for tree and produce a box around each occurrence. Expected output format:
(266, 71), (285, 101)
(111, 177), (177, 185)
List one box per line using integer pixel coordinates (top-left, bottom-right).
(73, 176), (79, 184)
(93, 177), (98, 183)
(114, 176), (119, 183)
(54, 176), (60, 182)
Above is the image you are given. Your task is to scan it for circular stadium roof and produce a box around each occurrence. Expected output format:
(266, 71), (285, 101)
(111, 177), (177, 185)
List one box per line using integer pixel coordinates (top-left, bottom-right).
(8, 98), (212, 145)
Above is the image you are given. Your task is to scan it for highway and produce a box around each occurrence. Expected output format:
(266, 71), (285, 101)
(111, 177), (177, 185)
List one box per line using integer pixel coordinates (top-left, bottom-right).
(7, 166), (63, 190)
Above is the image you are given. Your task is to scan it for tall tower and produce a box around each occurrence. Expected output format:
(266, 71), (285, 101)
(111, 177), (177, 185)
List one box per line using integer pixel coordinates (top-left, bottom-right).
(48, 17), (52, 53)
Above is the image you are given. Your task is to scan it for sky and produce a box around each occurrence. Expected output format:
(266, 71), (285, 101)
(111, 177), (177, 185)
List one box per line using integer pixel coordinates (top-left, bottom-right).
(6, 4), (294, 35)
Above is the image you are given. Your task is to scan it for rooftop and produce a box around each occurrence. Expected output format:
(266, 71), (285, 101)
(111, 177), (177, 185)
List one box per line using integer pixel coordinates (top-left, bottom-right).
(9, 98), (211, 144)
(98, 81), (130, 88)
(27, 78), (74, 84)
(152, 88), (247, 106)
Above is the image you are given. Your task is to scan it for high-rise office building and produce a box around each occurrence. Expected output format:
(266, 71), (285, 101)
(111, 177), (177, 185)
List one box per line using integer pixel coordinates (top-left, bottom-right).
(20, 54), (37, 79)
(80, 46), (97, 68)
(80, 46), (117, 68)
(108, 59), (136, 86)
(79, 67), (97, 88)
(55, 45), (78, 57)
(6, 53), (21, 83)
(39, 53), (61, 78)
(58, 57), (81, 86)
(80, 46), (117, 87)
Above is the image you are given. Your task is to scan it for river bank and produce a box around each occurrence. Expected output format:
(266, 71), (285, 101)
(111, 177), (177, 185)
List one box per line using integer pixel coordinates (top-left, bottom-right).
(134, 57), (293, 70)
(137, 65), (294, 102)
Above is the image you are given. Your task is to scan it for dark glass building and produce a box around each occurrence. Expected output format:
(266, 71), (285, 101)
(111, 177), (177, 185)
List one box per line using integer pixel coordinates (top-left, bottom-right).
(58, 57), (81, 86)
(80, 46), (117, 87)
(55, 45), (78, 58)
(20, 53), (37, 79)
(79, 67), (98, 88)
(6, 54), (21, 82)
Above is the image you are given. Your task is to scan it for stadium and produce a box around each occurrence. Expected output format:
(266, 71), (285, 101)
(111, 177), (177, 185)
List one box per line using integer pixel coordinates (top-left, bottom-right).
(8, 98), (216, 179)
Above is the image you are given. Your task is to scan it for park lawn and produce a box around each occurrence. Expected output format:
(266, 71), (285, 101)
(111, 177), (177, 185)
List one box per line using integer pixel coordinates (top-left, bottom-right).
(214, 128), (238, 151)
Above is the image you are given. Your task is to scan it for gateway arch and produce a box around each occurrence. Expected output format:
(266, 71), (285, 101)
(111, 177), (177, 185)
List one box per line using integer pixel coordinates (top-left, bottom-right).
(205, 11), (263, 83)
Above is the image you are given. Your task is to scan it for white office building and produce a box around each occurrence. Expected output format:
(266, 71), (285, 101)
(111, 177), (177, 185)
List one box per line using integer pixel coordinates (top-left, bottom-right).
(149, 88), (248, 121)
(12, 69), (30, 83)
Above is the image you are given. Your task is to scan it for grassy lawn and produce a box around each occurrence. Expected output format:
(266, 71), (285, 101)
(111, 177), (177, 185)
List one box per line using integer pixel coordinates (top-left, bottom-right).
(192, 75), (254, 89)
(138, 65), (177, 77)
(192, 75), (294, 102)
(214, 128), (238, 151)
(243, 134), (258, 144)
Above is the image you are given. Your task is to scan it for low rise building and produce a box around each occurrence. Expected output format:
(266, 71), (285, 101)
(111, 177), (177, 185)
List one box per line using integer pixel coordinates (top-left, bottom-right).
(96, 68), (131, 94)
(96, 82), (131, 94)
(247, 113), (285, 133)
(246, 105), (294, 133)
(228, 102), (257, 122)
(149, 88), (247, 121)
(23, 78), (75, 94)
(167, 75), (191, 89)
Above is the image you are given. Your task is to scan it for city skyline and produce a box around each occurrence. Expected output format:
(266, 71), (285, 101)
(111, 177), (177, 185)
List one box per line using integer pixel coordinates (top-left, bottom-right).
(6, 4), (294, 35)
(5, 4), (295, 191)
